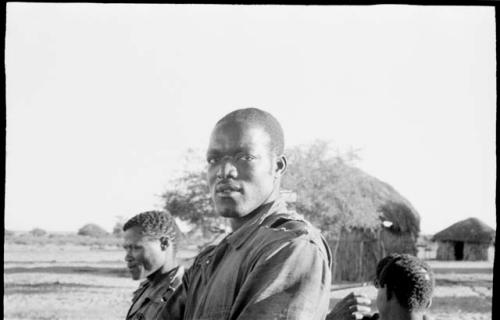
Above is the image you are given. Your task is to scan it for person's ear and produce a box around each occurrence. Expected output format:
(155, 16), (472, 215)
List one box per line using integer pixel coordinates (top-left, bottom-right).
(426, 298), (432, 309)
(159, 237), (169, 251)
(275, 154), (287, 177)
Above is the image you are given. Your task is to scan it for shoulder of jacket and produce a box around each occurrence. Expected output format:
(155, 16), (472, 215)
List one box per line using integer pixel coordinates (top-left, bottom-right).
(260, 212), (332, 265)
(193, 244), (217, 262)
(261, 212), (318, 238)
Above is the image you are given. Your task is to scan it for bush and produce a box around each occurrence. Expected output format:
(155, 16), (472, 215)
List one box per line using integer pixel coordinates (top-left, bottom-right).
(77, 223), (109, 238)
(112, 222), (124, 237)
(30, 228), (48, 237)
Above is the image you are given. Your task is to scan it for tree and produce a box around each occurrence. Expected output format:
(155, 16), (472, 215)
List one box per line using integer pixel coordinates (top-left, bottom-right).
(77, 223), (109, 237)
(112, 215), (126, 237)
(282, 140), (368, 234)
(112, 222), (124, 237)
(161, 170), (226, 237)
(160, 148), (227, 237)
(30, 228), (47, 237)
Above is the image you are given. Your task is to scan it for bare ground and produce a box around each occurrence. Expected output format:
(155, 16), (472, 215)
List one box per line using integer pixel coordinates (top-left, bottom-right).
(4, 244), (493, 320)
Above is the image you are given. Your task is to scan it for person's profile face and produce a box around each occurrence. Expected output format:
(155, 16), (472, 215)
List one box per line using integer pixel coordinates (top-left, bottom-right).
(206, 121), (277, 219)
(122, 226), (166, 280)
(376, 285), (389, 318)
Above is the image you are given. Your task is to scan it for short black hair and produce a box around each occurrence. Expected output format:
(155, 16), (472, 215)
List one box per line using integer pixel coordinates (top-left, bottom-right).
(123, 210), (178, 249)
(375, 253), (434, 312)
(216, 108), (285, 155)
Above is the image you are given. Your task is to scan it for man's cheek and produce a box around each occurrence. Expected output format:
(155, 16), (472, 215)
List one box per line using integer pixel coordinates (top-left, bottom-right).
(207, 175), (216, 190)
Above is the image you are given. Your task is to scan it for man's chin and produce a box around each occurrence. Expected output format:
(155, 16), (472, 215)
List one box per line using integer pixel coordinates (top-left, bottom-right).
(131, 274), (141, 281)
(129, 270), (145, 281)
(215, 203), (245, 219)
(218, 209), (242, 218)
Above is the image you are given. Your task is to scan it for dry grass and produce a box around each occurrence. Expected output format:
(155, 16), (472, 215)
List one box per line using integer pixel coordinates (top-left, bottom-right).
(4, 244), (494, 320)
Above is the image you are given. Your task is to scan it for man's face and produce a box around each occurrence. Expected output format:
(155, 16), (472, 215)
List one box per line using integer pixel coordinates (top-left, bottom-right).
(123, 226), (166, 280)
(376, 285), (389, 318)
(206, 121), (281, 219)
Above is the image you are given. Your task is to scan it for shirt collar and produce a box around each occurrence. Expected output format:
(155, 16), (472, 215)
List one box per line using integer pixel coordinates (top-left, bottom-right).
(225, 197), (289, 250)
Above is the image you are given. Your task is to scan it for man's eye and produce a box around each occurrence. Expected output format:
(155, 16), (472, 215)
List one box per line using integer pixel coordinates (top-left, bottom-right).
(237, 154), (254, 161)
(207, 157), (218, 164)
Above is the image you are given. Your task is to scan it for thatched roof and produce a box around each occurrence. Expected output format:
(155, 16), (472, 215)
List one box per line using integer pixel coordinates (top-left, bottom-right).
(326, 163), (421, 234)
(432, 217), (495, 244)
(284, 153), (421, 235)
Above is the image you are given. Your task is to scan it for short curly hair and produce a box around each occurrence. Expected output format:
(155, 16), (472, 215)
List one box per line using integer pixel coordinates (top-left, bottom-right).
(375, 253), (434, 312)
(216, 108), (285, 156)
(123, 210), (178, 249)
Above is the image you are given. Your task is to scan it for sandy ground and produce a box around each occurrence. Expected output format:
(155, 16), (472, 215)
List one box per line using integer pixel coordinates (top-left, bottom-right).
(3, 244), (493, 320)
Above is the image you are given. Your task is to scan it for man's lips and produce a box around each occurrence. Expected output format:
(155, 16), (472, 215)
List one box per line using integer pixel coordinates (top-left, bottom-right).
(215, 183), (242, 196)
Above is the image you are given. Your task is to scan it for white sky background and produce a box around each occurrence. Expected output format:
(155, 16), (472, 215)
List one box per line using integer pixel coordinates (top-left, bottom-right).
(5, 4), (496, 234)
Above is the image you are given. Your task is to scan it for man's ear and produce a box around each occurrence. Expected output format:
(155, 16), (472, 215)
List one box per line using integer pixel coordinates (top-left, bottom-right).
(159, 237), (169, 251)
(275, 154), (287, 177)
(426, 298), (432, 309)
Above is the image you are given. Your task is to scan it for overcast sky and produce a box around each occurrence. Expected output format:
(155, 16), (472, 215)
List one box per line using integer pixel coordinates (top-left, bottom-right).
(5, 4), (496, 234)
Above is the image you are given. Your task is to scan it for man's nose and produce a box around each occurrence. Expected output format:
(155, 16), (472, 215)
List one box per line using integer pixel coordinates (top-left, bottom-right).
(217, 157), (237, 179)
(124, 251), (133, 262)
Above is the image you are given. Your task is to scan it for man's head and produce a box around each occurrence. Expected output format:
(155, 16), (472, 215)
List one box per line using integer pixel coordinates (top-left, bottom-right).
(374, 254), (434, 317)
(206, 108), (287, 219)
(122, 210), (178, 280)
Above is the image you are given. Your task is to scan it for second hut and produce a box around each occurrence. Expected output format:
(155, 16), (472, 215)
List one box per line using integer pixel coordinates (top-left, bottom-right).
(432, 217), (495, 261)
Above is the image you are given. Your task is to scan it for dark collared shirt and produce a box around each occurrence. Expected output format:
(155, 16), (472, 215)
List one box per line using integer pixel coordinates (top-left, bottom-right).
(127, 266), (184, 320)
(160, 198), (332, 320)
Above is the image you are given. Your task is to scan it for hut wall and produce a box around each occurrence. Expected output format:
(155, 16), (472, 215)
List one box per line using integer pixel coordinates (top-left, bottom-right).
(327, 230), (379, 282)
(436, 241), (455, 260)
(326, 228), (418, 282)
(464, 242), (489, 261)
(380, 229), (418, 256)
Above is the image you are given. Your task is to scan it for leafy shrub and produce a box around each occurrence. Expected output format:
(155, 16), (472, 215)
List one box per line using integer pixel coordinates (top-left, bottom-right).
(112, 222), (124, 237)
(30, 228), (48, 237)
(77, 223), (109, 238)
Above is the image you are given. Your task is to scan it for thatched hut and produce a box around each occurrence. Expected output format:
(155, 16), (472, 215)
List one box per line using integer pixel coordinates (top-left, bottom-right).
(283, 147), (421, 282)
(322, 165), (420, 282)
(432, 217), (495, 261)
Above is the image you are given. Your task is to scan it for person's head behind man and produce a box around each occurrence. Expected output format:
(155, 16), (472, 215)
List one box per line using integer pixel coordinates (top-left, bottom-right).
(122, 210), (178, 280)
(374, 253), (434, 319)
(206, 108), (287, 224)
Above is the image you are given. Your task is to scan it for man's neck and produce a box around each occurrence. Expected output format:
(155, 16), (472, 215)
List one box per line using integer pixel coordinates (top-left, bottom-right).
(230, 202), (273, 231)
(159, 259), (177, 275)
(230, 187), (281, 231)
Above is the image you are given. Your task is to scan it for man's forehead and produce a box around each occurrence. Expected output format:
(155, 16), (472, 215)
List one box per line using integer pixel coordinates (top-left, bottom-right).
(208, 120), (271, 149)
(210, 120), (271, 141)
(213, 118), (265, 133)
(124, 226), (147, 240)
